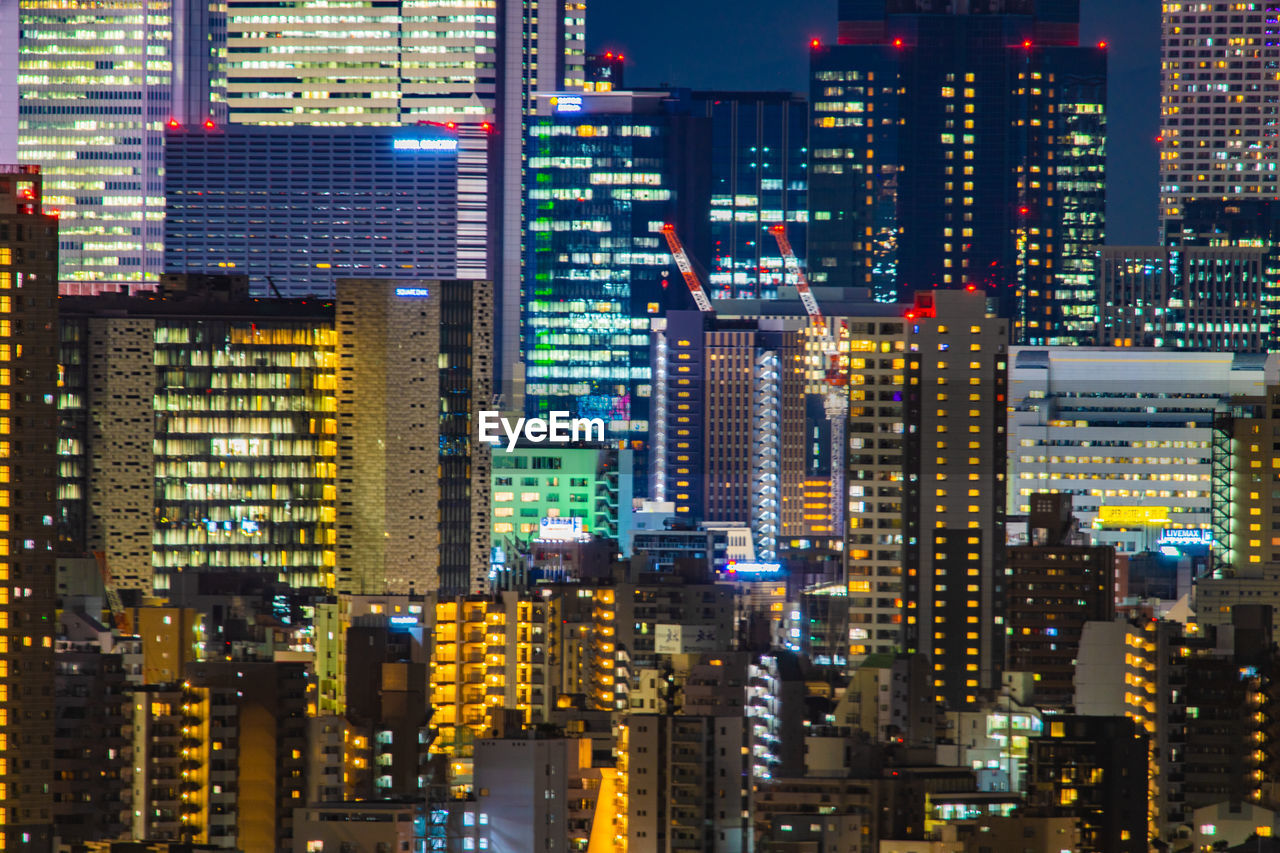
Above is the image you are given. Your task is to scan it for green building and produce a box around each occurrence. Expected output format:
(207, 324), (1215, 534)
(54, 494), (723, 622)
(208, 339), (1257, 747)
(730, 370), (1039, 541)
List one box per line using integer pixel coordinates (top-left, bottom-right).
(489, 446), (628, 552)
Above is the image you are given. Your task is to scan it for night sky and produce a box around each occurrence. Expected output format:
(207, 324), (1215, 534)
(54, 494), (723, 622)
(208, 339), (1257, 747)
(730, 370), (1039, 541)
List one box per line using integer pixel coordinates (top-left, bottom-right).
(588, 0), (1160, 245)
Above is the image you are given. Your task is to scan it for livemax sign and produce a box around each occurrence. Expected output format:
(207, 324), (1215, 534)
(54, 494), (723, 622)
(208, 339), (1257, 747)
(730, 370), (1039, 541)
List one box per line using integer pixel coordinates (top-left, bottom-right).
(478, 411), (606, 451)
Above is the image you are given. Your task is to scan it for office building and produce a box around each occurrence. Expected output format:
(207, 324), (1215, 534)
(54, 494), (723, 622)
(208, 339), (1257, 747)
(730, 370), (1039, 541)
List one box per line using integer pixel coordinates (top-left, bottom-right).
(810, 1), (1106, 344)
(10, 0), (224, 287)
(524, 90), (712, 447)
(1005, 494), (1115, 707)
(1159, 1), (1280, 227)
(0, 165), (60, 851)
(164, 124), (459, 297)
(1008, 347), (1269, 554)
(903, 290), (1009, 708)
(650, 311), (809, 555)
(225, 0), (585, 403)
(490, 445), (628, 550)
(293, 802), (428, 853)
(690, 91), (808, 300)
(335, 278), (492, 596)
(57, 291), (338, 593)
(1096, 245), (1273, 351)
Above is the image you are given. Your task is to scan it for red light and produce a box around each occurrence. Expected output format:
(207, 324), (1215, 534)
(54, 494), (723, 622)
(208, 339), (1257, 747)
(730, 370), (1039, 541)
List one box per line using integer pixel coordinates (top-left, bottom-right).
(892, 37), (904, 48)
(1156, 134), (1164, 143)
(480, 121), (493, 132)
(965, 284), (977, 292)
(446, 122), (456, 129)
(1018, 206), (1029, 215)
(617, 54), (624, 61)
(811, 38), (821, 48)
(168, 119), (180, 129)
(203, 119), (215, 129)
(905, 310), (917, 320)
(1022, 39), (1032, 49)
(1097, 40), (1107, 49)
(605, 51), (613, 59)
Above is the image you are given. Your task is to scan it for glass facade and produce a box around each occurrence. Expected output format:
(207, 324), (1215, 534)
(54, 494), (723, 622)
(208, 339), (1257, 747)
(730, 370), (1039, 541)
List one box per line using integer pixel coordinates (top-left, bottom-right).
(691, 92), (809, 300)
(15, 0), (225, 286)
(489, 446), (618, 547)
(163, 125), (459, 297)
(523, 93), (711, 452)
(809, 6), (1106, 345)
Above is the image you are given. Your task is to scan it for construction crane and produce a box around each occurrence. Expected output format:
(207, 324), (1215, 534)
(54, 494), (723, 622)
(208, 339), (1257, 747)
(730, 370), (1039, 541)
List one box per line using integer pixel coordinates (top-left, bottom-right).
(769, 223), (849, 538)
(661, 223), (714, 314)
(93, 550), (132, 634)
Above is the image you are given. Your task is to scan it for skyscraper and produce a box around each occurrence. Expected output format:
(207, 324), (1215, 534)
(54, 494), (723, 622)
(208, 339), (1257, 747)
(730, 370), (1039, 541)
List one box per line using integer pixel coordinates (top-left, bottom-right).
(902, 289), (1009, 708)
(223, 0), (587, 401)
(523, 90), (712, 449)
(0, 165), (60, 850)
(163, 124), (460, 297)
(1159, 1), (1280, 228)
(690, 91), (809, 300)
(809, 0), (1106, 344)
(10, 0), (224, 288)
(335, 279), (493, 596)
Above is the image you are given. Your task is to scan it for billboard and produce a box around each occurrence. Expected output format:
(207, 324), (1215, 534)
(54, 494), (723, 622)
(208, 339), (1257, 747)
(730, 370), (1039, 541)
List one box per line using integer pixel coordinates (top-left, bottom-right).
(538, 516), (586, 542)
(653, 623), (722, 654)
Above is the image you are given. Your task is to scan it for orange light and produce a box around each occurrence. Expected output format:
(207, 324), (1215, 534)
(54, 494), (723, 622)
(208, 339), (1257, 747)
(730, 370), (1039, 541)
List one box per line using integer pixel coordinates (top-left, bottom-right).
(446, 122), (456, 129)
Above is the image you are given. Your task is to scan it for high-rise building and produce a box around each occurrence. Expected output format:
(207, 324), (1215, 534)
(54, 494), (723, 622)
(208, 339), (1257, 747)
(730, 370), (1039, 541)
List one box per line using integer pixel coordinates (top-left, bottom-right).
(57, 290), (338, 593)
(1159, 1), (1280, 228)
(1005, 493), (1115, 708)
(1096, 245), (1273, 351)
(690, 91), (809, 300)
(10, 0), (224, 287)
(1007, 347), (1269, 554)
(523, 90), (712, 447)
(164, 124), (460, 297)
(902, 290), (1009, 708)
(809, 0), (1106, 344)
(0, 165), (60, 851)
(335, 278), (492, 596)
(223, 0), (586, 402)
(649, 311), (809, 553)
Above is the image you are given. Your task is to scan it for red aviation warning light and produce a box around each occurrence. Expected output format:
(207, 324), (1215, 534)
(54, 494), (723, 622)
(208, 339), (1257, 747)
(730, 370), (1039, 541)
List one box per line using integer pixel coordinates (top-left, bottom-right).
(168, 119), (180, 129)
(893, 37), (904, 48)
(203, 119), (215, 129)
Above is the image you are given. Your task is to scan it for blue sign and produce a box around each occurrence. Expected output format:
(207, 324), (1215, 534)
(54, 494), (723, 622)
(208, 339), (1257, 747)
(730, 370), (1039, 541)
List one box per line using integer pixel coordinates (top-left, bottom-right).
(395, 287), (430, 298)
(551, 95), (583, 114)
(392, 138), (458, 151)
(1157, 528), (1214, 547)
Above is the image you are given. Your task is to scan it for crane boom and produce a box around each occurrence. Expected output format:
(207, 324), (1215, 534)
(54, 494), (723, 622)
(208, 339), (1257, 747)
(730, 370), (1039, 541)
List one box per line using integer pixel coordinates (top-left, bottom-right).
(768, 224), (847, 539)
(661, 223), (715, 314)
(768, 224), (828, 348)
